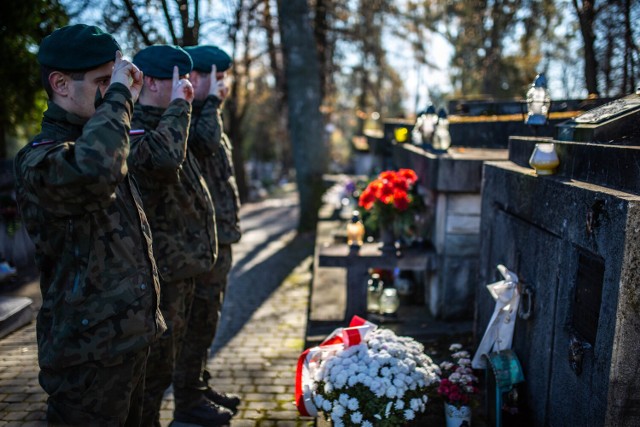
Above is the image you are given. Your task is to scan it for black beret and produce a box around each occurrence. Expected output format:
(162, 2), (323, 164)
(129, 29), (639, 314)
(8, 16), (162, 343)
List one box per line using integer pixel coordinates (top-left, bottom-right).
(184, 45), (232, 73)
(133, 45), (193, 79)
(38, 24), (121, 70)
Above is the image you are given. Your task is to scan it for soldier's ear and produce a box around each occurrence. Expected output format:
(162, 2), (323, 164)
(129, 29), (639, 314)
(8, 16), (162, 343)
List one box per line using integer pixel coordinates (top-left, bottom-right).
(145, 76), (159, 92)
(49, 71), (69, 97)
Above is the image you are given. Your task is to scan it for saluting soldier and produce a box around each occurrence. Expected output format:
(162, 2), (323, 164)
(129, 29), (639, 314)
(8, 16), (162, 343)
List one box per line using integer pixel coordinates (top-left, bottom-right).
(172, 45), (242, 419)
(13, 24), (166, 425)
(127, 45), (229, 426)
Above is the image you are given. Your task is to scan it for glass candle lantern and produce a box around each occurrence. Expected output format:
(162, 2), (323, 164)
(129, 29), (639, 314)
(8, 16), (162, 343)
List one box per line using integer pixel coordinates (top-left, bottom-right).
(367, 273), (383, 313)
(379, 288), (400, 314)
(525, 73), (551, 126)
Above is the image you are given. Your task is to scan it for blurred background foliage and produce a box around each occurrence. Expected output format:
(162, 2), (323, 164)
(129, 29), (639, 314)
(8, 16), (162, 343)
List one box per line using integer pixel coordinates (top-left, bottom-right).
(1, 0), (638, 226)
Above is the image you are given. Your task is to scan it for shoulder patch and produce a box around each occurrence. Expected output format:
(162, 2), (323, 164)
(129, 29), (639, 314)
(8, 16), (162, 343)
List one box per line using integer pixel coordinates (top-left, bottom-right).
(31, 139), (57, 147)
(129, 129), (145, 136)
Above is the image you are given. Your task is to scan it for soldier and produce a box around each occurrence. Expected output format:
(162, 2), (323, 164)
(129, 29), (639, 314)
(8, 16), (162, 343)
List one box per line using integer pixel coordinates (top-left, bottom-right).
(172, 45), (242, 419)
(127, 45), (230, 426)
(13, 24), (165, 425)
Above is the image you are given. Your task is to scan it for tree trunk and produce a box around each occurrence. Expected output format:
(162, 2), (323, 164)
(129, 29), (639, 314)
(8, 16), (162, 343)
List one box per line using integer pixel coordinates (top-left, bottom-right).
(277, 0), (327, 232)
(572, 0), (599, 96)
(227, 0), (249, 202)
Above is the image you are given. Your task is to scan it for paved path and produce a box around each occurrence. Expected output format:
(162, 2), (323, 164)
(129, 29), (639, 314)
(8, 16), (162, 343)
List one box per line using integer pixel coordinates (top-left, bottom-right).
(0, 192), (316, 426)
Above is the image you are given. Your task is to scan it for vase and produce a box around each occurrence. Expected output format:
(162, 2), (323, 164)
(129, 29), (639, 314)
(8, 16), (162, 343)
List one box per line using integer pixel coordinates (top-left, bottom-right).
(379, 223), (397, 253)
(444, 402), (472, 427)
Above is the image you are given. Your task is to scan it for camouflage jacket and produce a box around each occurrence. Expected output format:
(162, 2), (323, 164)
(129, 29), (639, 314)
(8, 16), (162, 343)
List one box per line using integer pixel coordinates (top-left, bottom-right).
(13, 83), (166, 370)
(190, 95), (241, 245)
(128, 101), (217, 282)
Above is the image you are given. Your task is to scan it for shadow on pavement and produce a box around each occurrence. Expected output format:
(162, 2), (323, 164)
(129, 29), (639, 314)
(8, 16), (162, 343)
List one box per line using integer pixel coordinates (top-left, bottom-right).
(210, 231), (315, 357)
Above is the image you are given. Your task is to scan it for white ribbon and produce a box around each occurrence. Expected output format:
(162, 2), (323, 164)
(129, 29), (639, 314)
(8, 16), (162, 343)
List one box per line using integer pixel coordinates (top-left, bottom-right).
(471, 265), (520, 369)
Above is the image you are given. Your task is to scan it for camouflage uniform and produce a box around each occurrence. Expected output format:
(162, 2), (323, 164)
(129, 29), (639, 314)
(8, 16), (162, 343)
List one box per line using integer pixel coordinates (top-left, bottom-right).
(13, 83), (166, 425)
(173, 94), (241, 409)
(127, 100), (217, 425)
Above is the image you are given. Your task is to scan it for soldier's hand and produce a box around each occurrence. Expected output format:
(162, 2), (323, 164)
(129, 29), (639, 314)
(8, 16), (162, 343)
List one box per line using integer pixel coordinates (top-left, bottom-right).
(111, 51), (144, 102)
(208, 64), (229, 100)
(171, 65), (194, 104)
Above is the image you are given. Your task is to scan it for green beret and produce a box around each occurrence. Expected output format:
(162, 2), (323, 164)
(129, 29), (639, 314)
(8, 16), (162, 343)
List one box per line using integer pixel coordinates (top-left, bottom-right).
(38, 24), (121, 70)
(133, 45), (193, 79)
(184, 45), (232, 73)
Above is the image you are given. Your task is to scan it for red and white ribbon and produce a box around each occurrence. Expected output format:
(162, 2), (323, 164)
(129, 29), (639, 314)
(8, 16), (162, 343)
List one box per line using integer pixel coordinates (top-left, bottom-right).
(295, 316), (377, 417)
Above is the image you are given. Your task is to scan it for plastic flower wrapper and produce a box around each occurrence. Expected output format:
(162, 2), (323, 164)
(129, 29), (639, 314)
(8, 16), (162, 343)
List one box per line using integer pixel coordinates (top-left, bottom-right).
(437, 344), (480, 408)
(310, 328), (440, 426)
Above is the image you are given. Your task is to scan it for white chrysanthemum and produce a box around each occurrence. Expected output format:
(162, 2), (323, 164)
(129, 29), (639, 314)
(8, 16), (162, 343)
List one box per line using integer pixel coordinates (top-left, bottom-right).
(395, 399), (405, 410)
(331, 403), (345, 418)
(449, 343), (463, 351)
(314, 394), (324, 408)
(410, 398), (421, 411)
(348, 398), (359, 411)
(440, 361), (454, 370)
(385, 385), (397, 399)
(452, 351), (470, 359)
(334, 372), (348, 388)
(361, 421), (373, 427)
(347, 375), (358, 387)
(404, 409), (416, 420)
(338, 394), (350, 407)
(322, 399), (332, 411)
(350, 411), (363, 424)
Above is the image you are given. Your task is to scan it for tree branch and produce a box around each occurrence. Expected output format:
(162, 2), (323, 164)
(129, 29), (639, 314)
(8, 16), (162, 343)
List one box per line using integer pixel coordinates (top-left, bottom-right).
(161, 0), (179, 45)
(121, 0), (152, 45)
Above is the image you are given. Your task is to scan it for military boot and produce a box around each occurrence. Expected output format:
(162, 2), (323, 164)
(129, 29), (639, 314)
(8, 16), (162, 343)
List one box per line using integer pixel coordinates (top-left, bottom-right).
(173, 396), (233, 426)
(203, 387), (241, 415)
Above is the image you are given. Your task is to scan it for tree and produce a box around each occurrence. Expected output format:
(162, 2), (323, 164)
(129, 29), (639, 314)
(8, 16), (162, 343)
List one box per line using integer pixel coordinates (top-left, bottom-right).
(432, 0), (555, 98)
(277, 0), (327, 231)
(0, 0), (68, 159)
(572, 0), (599, 96)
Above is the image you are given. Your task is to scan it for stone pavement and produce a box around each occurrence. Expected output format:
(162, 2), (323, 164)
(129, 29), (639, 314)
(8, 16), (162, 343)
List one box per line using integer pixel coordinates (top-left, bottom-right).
(0, 191), (317, 426)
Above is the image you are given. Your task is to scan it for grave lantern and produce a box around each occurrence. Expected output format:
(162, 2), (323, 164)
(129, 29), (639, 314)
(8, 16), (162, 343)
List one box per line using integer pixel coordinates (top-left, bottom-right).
(525, 73), (551, 126)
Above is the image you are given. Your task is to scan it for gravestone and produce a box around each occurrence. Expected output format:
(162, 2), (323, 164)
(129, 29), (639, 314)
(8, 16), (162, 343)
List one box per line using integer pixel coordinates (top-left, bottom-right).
(477, 92), (640, 426)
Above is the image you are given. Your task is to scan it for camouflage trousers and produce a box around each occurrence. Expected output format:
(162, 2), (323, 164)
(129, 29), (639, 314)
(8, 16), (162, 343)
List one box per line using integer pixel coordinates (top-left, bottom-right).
(141, 277), (195, 425)
(40, 347), (149, 426)
(172, 244), (232, 411)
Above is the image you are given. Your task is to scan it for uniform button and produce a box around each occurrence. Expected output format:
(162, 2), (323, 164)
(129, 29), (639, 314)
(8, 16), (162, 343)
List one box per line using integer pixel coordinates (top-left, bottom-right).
(140, 283), (147, 290)
(81, 319), (89, 326)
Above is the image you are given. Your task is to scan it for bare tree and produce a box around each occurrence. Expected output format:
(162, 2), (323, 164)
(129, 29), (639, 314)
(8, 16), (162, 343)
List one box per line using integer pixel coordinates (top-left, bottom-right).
(277, 0), (327, 231)
(572, 0), (600, 96)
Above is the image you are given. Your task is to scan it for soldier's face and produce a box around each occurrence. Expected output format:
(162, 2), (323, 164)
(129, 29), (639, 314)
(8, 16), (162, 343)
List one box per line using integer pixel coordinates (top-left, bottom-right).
(66, 61), (114, 119)
(188, 70), (211, 101)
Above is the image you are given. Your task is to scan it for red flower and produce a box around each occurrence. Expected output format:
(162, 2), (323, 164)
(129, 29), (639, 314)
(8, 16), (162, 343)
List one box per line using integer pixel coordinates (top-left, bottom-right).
(398, 168), (418, 184)
(358, 187), (377, 210)
(356, 169), (419, 218)
(393, 190), (410, 211)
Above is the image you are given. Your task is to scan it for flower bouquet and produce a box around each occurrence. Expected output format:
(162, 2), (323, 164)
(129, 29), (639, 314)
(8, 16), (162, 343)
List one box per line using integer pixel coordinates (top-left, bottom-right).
(296, 317), (440, 427)
(357, 169), (423, 249)
(437, 344), (479, 426)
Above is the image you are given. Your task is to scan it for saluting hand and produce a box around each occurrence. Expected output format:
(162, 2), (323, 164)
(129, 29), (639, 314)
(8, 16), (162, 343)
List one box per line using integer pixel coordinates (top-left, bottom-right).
(171, 65), (194, 104)
(208, 64), (229, 100)
(110, 51), (144, 102)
